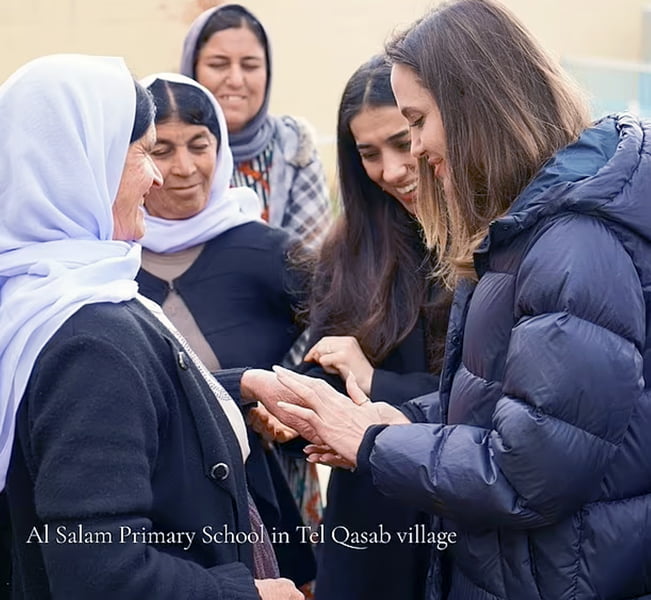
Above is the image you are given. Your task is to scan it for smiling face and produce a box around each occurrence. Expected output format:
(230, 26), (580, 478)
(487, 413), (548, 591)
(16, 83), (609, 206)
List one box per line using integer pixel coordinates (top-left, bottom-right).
(144, 118), (218, 220)
(112, 124), (162, 240)
(390, 63), (451, 196)
(195, 26), (267, 133)
(349, 105), (417, 214)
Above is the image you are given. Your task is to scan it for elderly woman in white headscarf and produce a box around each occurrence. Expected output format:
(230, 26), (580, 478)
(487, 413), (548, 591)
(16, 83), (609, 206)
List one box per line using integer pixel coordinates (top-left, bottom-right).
(0, 54), (302, 600)
(135, 73), (317, 589)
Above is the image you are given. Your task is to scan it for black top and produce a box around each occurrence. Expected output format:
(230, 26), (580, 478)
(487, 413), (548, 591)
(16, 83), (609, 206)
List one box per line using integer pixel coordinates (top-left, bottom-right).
(136, 221), (316, 586)
(6, 300), (258, 600)
(136, 221), (305, 369)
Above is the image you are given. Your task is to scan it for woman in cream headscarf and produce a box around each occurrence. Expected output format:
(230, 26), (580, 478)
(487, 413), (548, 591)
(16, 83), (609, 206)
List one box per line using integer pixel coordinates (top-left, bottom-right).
(1, 54), (302, 600)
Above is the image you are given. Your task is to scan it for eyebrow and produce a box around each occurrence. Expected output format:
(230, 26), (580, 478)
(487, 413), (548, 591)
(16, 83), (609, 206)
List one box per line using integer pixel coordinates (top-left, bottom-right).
(155, 132), (212, 145)
(204, 54), (264, 62)
(356, 128), (409, 150)
(400, 107), (418, 119)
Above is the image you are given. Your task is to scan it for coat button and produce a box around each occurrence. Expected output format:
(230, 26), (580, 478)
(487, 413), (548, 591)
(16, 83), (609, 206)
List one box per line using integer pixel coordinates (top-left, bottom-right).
(177, 351), (189, 370)
(451, 334), (460, 345)
(209, 462), (230, 481)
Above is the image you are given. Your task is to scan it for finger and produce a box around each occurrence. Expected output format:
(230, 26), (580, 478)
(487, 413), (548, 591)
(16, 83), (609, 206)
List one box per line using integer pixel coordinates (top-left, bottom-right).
(271, 421), (299, 442)
(320, 363), (341, 376)
(346, 372), (370, 406)
(305, 336), (336, 362)
(304, 443), (333, 454)
(274, 365), (338, 392)
(249, 406), (272, 423)
(316, 354), (341, 374)
(303, 345), (319, 362)
(275, 401), (324, 443)
(306, 451), (354, 470)
(276, 401), (316, 420)
(273, 366), (327, 411)
(276, 430), (299, 443)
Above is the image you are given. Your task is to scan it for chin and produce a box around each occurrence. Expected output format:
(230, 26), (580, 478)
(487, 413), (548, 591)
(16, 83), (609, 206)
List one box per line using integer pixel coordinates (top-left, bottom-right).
(226, 115), (247, 134)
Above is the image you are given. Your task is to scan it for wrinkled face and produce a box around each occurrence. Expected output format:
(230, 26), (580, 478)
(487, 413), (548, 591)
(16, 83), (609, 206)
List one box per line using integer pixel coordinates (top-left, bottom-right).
(390, 63), (450, 194)
(112, 124), (162, 241)
(349, 105), (417, 214)
(144, 118), (218, 220)
(195, 26), (267, 133)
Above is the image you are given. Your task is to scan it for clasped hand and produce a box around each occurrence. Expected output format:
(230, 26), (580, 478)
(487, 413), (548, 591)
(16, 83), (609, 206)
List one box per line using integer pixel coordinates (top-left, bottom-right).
(240, 367), (410, 468)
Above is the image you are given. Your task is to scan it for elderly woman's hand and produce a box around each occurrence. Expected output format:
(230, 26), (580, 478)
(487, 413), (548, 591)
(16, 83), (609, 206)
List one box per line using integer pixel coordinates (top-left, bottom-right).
(272, 366), (411, 467)
(255, 578), (304, 599)
(247, 404), (299, 445)
(240, 368), (324, 445)
(304, 335), (374, 395)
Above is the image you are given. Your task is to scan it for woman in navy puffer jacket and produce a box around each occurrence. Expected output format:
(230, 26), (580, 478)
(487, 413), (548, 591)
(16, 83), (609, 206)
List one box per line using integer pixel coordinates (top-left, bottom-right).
(266, 1), (651, 598)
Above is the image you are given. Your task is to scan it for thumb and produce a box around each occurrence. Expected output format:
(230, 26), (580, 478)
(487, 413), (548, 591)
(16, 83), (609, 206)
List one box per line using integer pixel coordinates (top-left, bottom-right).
(346, 372), (370, 406)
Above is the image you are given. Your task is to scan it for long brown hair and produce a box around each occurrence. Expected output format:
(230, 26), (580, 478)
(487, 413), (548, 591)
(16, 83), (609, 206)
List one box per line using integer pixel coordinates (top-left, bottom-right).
(304, 56), (450, 370)
(386, 0), (590, 286)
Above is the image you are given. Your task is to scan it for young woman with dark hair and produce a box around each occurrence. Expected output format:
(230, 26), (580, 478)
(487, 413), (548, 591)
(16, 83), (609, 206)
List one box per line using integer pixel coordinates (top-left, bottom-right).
(299, 55), (452, 600)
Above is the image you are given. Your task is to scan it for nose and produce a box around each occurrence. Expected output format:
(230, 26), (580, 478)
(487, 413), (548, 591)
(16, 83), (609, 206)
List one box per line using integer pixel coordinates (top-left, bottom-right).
(225, 64), (244, 87)
(409, 130), (425, 160)
(382, 153), (409, 185)
(171, 148), (197, 177)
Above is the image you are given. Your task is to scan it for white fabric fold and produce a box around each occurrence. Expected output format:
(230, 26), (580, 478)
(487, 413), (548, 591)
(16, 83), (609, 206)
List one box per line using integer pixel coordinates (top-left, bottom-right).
(0, 54), (140, 490)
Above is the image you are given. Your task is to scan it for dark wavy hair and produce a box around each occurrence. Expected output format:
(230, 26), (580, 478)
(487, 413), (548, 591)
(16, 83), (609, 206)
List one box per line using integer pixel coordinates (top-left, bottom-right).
(305, 55), (451, 370)
(146, 79), (221, 146)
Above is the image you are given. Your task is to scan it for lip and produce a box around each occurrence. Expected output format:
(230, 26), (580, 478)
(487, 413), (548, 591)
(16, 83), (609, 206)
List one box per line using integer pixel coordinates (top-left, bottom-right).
(167, 184), (203, 197)
(218, 95), (247, 102)
(169, 183), (201, 191)
(395, 181), (417, 196)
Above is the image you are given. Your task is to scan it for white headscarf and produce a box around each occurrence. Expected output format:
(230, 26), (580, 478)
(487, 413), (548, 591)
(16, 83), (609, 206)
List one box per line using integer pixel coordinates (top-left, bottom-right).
(138, 73), (261, 254)
(0, 54), (142, 490)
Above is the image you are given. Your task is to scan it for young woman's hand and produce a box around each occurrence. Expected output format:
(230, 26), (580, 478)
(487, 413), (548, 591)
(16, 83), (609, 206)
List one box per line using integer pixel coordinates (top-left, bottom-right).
(304, 335), (374, 394)
(271, 367), (411, 466)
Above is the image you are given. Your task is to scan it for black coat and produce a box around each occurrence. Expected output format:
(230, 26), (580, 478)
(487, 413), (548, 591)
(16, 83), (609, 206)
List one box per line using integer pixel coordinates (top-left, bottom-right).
(136, 221), (316, 585)
(6, 300), (258, 599)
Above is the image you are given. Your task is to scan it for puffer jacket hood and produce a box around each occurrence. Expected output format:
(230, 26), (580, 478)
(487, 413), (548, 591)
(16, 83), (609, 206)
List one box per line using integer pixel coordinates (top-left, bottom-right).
(486, 114), (651, 252)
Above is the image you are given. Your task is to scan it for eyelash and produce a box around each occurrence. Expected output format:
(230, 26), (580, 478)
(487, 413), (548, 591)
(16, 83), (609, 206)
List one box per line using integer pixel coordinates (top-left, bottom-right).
(207, 63), (260, 72)
(409, 117), (424, 129)
(151, 145), (210, 157)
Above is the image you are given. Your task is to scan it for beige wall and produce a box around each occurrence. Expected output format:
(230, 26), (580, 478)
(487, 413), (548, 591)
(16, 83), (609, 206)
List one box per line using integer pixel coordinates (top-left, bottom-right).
(1, 0), (647, 180)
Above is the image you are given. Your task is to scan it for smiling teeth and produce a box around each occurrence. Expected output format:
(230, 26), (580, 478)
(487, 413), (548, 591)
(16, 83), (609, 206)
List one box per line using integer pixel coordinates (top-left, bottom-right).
(396, 182), (417, 194)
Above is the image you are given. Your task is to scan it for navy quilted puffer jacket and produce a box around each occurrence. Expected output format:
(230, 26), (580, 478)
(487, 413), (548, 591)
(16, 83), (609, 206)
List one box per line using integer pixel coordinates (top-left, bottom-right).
(357, 114), (651, 600)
